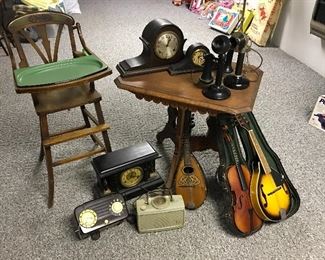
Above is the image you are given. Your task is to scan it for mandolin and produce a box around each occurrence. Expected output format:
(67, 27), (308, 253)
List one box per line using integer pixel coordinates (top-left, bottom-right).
(221, 120), (263, 236)
(237, 114), (290, 222)
(175, 110), (207, 210)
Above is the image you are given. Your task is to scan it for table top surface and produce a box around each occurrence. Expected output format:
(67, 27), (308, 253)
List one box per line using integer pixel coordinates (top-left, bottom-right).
(114, 66), (263, 115)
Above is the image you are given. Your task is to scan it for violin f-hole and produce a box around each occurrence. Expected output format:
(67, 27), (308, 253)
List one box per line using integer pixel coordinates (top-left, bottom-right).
(231, 190), (237, 207)
(238, 194), (245, 210)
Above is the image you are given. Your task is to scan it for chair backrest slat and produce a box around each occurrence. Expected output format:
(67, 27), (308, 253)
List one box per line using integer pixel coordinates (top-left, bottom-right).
(11, 32), (28, 67)
(34, 25), (52, 62)
(20, 27), (49, 63)
(53, 24), (64, 62)
(8, 11), (76, 68)
(67, 25), (76, 55)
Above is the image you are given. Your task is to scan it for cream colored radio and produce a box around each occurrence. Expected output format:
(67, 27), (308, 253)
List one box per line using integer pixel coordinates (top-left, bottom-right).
(135, 192), (185, 233)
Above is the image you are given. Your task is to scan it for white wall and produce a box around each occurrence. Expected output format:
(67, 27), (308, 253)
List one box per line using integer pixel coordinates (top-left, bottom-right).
(273, 0), (325, 77)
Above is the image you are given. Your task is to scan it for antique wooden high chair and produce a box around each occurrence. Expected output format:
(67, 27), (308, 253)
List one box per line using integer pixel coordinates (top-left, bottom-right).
(5, 11), (112, 208)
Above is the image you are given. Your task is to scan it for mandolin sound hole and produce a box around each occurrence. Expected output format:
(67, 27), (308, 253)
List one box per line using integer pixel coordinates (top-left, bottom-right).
(184, 166), (194, 174)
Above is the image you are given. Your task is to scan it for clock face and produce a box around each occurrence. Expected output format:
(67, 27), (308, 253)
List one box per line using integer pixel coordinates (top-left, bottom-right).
(192, 48), (208, 67)
(120, 167), (144, 188)
(79, 209), (97, 228)
(154, 31), (180, 60)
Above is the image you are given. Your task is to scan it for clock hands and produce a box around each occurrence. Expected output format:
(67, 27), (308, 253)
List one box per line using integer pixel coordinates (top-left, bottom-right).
(166, 36), (172, 47)
(164, 35), (178, 59)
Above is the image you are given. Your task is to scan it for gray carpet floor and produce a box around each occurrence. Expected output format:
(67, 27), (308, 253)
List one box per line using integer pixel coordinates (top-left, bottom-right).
(1, 0), (325, 259)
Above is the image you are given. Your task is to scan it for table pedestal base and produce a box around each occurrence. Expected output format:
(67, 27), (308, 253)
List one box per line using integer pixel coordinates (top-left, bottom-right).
(156, 106), (219, 152)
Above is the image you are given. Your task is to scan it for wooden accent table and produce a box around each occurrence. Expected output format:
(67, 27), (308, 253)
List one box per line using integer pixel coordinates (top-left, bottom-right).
(114, 67), (263, 188)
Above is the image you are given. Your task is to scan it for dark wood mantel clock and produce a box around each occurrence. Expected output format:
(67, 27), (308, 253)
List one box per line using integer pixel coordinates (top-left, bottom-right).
(92, 142), (164, 200)
(116, 18), (186, 77)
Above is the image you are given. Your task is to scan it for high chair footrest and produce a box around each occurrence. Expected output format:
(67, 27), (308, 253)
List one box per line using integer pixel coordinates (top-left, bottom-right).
(52, 146), (106, 167)
(43, 124), (110, 147)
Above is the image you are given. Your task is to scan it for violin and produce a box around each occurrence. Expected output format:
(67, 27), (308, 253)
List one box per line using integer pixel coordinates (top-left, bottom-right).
(236, 113), (291, 222)
(222, 122), (263, 236)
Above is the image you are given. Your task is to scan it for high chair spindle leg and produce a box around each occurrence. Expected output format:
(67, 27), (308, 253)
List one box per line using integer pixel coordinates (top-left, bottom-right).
(80, 105), (97, 144)
(94, 101), (112, 152)
(44, 146), (54, 208)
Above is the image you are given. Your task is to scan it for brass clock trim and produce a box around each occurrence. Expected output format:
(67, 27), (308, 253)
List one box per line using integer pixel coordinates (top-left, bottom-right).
(79, 209), (97, 228)
(167, 42), (210, 75)
(120, 166), (144, 188)
(191, 48), (208, 67)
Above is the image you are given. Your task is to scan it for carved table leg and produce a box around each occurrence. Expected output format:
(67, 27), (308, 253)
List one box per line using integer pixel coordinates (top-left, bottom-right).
(156, 106), (178, 144)
(165, 108), (186, 190)
(157, 106), (219, 152)
(205, 115), (219, 150)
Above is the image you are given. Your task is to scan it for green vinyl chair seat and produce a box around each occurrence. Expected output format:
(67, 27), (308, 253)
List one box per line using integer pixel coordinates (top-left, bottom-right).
(14, 54), (108, 87)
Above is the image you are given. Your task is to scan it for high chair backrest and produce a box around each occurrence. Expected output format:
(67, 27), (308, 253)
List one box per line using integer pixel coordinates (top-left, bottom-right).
(7, 11), (78, 69)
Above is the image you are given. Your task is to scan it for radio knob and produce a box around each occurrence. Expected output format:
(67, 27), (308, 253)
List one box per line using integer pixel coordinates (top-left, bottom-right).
(111, 201), (124, 214)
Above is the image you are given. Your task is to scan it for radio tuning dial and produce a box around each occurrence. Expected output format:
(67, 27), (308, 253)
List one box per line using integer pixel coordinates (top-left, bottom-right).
(111, 201), (124, 214)
(79, 209), (97, 228)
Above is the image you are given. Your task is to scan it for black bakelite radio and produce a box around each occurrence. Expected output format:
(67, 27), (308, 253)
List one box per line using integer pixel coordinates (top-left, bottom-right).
(74, 193), (128, 240)
(92, 142), (164, 200)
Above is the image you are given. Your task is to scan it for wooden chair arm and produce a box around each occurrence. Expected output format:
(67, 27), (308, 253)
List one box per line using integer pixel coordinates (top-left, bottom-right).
(73, 23), (94, 56)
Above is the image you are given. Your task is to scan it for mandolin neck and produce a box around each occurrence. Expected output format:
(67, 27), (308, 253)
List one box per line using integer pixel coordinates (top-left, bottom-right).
(248, 129), (271, 174)
(182, 111), (193, 171)
(183, 138), (192, 167)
